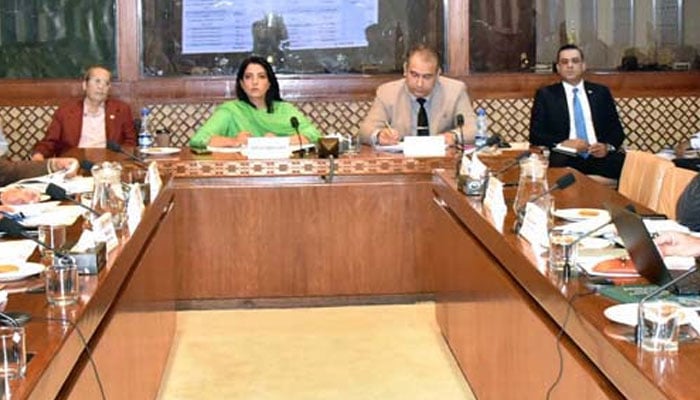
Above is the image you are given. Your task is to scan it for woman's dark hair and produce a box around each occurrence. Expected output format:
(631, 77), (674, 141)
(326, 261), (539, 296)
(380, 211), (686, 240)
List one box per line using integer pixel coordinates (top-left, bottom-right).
(235, 56), (282, 113)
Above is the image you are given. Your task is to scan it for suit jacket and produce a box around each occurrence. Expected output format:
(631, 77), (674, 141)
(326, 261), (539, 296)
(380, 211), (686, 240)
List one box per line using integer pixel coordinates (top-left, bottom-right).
(0, 159), (47, 186)
(359, 76), (476, 143)
(33, 98), (136, 158)
(529, 81), (624, 149)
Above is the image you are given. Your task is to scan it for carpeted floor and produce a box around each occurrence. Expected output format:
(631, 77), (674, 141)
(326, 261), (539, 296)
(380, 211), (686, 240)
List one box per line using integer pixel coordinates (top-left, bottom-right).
(157, 302), (475, 399)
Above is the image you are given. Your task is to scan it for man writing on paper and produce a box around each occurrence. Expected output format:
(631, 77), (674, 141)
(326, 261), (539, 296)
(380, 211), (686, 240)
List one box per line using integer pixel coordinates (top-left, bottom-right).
(359, 44), (476, 146)
(529, 44), (625, 179)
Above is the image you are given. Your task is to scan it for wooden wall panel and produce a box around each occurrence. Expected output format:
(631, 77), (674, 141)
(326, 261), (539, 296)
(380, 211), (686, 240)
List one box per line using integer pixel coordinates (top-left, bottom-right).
(172, 176), (436, 300)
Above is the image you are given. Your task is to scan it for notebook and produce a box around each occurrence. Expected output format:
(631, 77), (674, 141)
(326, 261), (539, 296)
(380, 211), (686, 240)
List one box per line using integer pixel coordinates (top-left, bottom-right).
(606, 203), (700, 295)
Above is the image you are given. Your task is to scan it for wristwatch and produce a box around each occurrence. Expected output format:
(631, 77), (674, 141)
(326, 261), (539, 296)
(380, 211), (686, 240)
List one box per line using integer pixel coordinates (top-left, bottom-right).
(606, 143), (616, 152)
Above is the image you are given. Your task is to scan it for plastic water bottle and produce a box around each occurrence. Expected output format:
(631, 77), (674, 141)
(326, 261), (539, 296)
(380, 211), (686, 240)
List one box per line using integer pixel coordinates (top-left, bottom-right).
(138, 108), (154, 149)
(475, 108), (488, 147)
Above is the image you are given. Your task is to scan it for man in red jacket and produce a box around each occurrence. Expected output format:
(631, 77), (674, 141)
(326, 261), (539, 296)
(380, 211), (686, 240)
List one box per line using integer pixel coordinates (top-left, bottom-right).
(31, 65), (136, 160)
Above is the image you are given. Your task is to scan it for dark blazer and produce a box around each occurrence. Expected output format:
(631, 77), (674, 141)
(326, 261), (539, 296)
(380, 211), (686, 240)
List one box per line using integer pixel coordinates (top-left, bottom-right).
(33, 99), (136, 158)
(529, 81), (624, 149)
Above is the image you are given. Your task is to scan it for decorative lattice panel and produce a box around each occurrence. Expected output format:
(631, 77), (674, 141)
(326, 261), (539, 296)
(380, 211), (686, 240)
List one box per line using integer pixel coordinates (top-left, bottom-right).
(0, 105), (57, 160)
(145, 103), (217, 147)
(2, 96), (698, 160)
(296, 101), (373, 135)
(617, 97), (700, 152)
(473, 98), (533, 144)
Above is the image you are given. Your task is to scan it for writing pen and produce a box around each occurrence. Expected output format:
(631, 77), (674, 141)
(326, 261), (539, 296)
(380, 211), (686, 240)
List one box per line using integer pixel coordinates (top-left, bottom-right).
(383, 121), (392, 131)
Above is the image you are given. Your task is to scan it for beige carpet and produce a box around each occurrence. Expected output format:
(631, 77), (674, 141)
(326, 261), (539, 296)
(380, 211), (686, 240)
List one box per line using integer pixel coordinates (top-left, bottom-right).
(157, 302), (475, 400)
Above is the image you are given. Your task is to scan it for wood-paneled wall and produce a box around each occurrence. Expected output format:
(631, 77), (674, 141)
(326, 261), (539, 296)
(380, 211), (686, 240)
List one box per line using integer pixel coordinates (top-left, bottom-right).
(0, 0), (698, 109)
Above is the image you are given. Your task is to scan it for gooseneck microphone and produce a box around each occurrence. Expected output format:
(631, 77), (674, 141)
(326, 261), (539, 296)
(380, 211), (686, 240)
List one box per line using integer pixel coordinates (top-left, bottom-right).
(106, 141), (149, 168)
(80, 159), (95, 173)
(465, 134), (501, 155)
(526, 173), (575, 208)
(290, 117), (304, 156)
(636, 265), (699, 346)
(514, 173), (576, 233)
(493, 151), (530, 176)
(455, 114), (465, 150)
(45, 183), (101, 216)
(0, 218), (67, 258)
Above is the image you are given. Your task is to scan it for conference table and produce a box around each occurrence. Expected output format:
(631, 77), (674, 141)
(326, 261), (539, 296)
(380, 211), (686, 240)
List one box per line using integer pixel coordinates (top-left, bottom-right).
(2, 145), (699, 399)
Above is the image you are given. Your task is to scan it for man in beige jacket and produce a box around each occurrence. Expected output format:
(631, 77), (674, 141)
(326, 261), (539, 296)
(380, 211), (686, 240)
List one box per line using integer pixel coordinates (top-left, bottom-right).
(359, 44), (476, 146)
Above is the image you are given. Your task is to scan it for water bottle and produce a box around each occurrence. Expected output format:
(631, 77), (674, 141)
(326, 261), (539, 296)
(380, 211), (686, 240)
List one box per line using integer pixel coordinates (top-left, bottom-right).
(138, 108), (154, 149)
(475, 108), (488, 147)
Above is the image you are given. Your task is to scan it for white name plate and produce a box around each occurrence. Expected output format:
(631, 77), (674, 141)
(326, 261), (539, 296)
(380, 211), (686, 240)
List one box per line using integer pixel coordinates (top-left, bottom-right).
(246, 137), (291, 159)
(483, 175), (507, 213)
(519, 202), (549, 248)
(91, 212), (119, 252)
(403, 136), (445, 157)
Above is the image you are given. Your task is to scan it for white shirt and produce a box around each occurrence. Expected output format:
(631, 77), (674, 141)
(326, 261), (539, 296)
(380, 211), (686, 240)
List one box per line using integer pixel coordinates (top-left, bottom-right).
(78, 104), (106, 148)
(562, 81), (597, 144)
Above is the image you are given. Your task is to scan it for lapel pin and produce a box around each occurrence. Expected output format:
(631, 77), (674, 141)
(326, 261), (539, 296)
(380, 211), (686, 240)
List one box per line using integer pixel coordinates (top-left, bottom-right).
(109, 114), (115, 120)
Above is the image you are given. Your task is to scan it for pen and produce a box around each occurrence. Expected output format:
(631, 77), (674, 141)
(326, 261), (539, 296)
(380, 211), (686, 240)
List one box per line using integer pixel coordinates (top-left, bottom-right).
(383, 121), (392, 131)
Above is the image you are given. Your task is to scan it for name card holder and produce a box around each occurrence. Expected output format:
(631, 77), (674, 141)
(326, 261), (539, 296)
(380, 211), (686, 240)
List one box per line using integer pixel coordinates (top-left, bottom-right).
(247, 137), (291, 159)
(483, 175), (507, 213)
(403, 136), (445, 157)
(518, 202), (549, 248)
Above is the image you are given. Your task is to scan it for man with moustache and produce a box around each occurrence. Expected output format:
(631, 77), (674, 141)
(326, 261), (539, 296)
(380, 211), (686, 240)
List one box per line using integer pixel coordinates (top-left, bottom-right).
(529, 44), (626, 179)
(31, 65), (136, 160)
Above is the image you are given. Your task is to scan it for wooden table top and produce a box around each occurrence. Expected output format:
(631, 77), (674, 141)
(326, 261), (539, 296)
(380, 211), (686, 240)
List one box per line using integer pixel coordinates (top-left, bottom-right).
(0, 182), (174, 399)
(432, 168), (700, 399)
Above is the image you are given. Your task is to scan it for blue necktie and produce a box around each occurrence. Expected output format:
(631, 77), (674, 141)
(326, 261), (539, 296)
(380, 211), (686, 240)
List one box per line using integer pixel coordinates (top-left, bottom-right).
(573, 88), (589, 158)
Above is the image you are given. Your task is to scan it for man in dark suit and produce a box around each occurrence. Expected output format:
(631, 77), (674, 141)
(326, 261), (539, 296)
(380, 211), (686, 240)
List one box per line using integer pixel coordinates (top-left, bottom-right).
(530, 44), (625, 179)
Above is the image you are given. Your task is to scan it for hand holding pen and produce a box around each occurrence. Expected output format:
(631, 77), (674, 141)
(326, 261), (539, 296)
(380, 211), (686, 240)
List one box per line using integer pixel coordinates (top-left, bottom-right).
(377, 121), (400, 145)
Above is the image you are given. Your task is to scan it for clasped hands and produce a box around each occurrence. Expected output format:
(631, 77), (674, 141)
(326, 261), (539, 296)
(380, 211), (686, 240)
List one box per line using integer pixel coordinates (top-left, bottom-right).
(559, 139), (610, 158)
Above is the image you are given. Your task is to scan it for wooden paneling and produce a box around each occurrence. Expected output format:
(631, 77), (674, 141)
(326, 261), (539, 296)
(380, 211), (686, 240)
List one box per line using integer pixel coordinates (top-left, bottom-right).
(172, 175), (436, 300)
(63, 196), (176, 399)
(431, 197), (621, 399)
(0, 0), (698, 107)
(430, 168), (700, 399)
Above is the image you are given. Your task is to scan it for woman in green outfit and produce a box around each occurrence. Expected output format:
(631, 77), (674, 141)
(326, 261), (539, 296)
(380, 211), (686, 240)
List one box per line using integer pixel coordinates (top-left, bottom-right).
(189, 56), (321, 148)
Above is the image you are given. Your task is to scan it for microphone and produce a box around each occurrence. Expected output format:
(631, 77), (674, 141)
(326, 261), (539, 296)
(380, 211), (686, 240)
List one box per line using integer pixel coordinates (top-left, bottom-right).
(465, 134), (501, 155)
(106, 141), (149, 168)
(492, 151), (530, 176)
(561, 216), (613, 279)
(514, 173), (576, 233)
(45, 183), (100, 216)
(636, 265), (699, 346)
(0, 218), (67, 258)
(528, 173), (575, 206)
(290, 117), (304, 156)
(455, 114), (465, 150)
(322, 156), (336, 184)
(80, 159), (95, 173)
